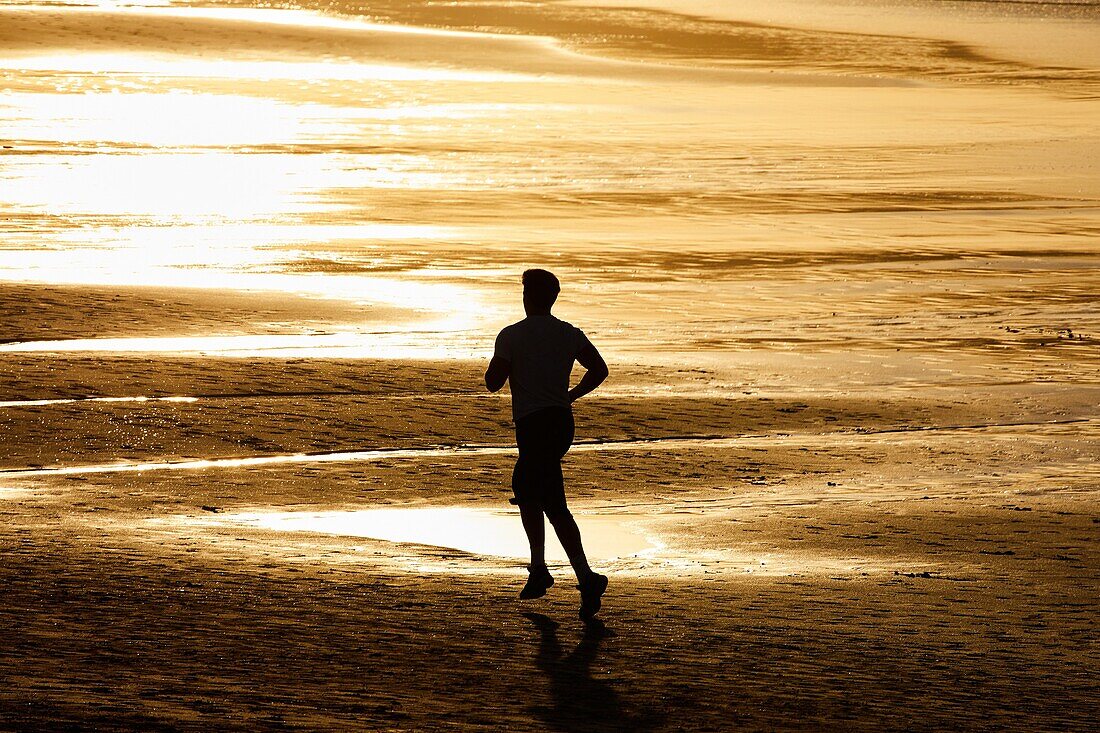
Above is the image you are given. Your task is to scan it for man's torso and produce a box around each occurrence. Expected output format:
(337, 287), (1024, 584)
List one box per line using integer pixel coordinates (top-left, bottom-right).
(495, 315), (588, 420)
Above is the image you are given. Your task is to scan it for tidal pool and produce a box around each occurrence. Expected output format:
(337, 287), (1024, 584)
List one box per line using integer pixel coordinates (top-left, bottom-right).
(223, 506), (660, 562)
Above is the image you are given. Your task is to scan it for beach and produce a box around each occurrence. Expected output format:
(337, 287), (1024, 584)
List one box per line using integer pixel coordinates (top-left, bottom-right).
(1, 0), (1098, 729)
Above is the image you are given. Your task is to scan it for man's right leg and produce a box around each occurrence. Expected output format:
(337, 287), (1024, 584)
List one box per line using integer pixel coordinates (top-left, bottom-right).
(519, 500), (545, 568)
(518, 500), (554, 599)
(514, 444), (554, 599)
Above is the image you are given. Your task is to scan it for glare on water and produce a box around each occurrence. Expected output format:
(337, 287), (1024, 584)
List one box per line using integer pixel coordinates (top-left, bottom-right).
(0, 6), (558, 351)
(0, 33), (497, 348)
(0, 1), (1097, 362)
(5, 54), (542, 83)
(218, 507), (658, 562)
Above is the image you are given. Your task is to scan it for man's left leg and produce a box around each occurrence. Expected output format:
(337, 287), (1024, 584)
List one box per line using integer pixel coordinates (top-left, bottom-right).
(545, 507), (592, 581)
(540, 408), (593, 582)
(541, 409), (607, 619)
(545, 502), (607, 620)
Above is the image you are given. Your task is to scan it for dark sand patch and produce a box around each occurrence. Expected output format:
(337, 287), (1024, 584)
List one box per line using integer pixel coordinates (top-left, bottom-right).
(0, 283), (414, 343)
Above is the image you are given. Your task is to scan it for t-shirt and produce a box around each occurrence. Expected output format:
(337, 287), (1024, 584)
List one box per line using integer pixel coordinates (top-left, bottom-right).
(493, 315), (590, 420)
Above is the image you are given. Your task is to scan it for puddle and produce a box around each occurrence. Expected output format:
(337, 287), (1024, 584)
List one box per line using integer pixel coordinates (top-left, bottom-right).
(222, 506), (660, 562)
(165, 506), (895, 578)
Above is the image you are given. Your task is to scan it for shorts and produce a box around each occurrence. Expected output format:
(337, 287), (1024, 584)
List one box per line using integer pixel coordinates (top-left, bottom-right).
(511, 406), (575, 516)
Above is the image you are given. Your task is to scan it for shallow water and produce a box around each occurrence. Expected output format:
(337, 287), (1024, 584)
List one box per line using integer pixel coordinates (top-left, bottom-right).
(0, 0), (1097, 384)
(212, 506), (658, 562)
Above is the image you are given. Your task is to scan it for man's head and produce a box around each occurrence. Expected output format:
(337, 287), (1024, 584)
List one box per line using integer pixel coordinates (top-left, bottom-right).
(522, 268), (560, 315)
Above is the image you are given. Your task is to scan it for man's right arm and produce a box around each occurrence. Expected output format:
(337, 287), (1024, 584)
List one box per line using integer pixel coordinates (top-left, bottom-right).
(485, 330), (511, 392)
(485, 356), (510, 392)
(568, 341), (608, 403)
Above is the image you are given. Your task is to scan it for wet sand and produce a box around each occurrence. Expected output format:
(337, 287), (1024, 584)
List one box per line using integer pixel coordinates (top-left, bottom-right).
(1, 0), (1098, 729)
(2, 313), (1097, 728)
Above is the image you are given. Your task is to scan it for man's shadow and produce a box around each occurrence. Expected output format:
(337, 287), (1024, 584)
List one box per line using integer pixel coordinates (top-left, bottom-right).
(523, 613), (664, 732)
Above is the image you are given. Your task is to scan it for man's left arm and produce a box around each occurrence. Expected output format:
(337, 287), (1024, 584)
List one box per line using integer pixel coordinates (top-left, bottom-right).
(569, 341), (608, 403)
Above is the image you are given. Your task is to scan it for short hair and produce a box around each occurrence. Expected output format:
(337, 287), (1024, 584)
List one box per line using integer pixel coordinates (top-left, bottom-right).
(522, 268), (560, 309)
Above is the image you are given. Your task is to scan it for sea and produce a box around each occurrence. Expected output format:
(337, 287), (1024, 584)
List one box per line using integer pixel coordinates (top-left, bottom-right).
(0, 0), (1097, 389)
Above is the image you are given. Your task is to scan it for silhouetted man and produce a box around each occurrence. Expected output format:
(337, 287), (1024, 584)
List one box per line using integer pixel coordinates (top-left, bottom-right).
(485, 269), (609, 620)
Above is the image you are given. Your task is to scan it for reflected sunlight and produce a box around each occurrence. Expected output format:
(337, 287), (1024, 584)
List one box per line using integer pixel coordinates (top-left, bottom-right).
(0, 328), (481, 357)
(1, 93), (331, 148)
(0, 17), (514, 348)
(0, 395), (198, 408)
(4, 54), (542, 83)
(172, 506), (881, 578)
(1, 222), (453, 254)
(220, 507), (658, 562)
(0, 260), (482, 321)
(1, 152), (383, 221)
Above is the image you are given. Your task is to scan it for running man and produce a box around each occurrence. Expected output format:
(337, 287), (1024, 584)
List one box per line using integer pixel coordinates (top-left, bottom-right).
(485, 269), (609, 620)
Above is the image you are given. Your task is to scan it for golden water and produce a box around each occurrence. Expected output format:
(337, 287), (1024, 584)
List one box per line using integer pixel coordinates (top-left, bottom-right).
(0, 0), (1097, 384)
